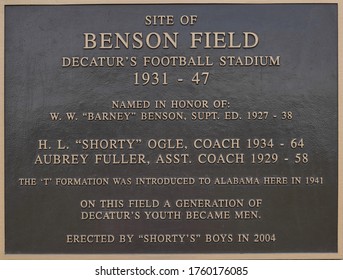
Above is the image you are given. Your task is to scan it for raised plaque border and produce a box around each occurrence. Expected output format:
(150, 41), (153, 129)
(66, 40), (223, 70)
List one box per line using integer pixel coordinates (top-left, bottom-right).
(0, 0), (342, 260)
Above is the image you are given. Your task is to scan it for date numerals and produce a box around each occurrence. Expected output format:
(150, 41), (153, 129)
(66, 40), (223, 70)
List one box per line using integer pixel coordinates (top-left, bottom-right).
(247, 111), (268, 120)
(247, 138), (274, 149)
(191, 72), (210, 85)
(306, 177), (324, 185)
(134, 72), (168, 86)
(133, 72), (210, 86)
(247, 111), (293, 120)
(251, 153), (278, 164)
(254, 233), (276, 243)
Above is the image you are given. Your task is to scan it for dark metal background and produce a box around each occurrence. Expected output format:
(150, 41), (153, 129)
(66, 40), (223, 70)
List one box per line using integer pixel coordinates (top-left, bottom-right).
(5, 4), (338, 254)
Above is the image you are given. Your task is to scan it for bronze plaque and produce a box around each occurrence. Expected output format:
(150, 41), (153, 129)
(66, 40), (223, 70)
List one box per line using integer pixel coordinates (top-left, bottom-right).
(1, 1), (342, 259)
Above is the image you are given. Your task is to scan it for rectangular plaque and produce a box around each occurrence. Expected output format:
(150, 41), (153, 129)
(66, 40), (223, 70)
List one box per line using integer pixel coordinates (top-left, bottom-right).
(1, 0), (342, 259)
